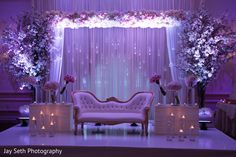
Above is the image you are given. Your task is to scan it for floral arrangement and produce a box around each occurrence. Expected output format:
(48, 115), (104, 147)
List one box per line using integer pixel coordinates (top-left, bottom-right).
(178, 8), (236, 85)
(1, 12), (53, 89)
(167, 81), (182, 105)
(150, 73), (166, 96)
(46, 10), (185, 29)
(43, 81), (59, 103)
(60, 74), (76, 94)
(178, 6), (236, 107)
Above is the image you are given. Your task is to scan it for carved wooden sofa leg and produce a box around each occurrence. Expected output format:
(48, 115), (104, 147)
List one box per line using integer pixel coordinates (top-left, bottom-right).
(141, 123), (145, 136)
(144, 122), (148, 136)
(81, 122), (84, 135)
(144, 108), (149, 136)
(74, 123), (78, 135)
(73, 107), (79, 135)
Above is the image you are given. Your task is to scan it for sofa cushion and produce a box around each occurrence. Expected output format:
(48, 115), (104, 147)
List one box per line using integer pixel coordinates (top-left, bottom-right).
(78, 112), (145, 123)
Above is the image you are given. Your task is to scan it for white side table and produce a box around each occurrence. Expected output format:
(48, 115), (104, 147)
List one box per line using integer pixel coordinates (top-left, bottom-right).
(154, 104), (199, 135)
(29, 103), (73, 132)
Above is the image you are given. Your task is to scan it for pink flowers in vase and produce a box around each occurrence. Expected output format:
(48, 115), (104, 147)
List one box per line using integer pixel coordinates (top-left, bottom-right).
(43, 81), (59, 103)
(167, 81), (182, 105)
(60, 75), (76, 95)
(150, 74), (166, 96)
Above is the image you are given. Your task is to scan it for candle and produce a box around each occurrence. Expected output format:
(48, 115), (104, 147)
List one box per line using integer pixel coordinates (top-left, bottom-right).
(179, 129), (183, 133)
(50, 113), (54, 117)
(181, 115), (185, 119)
(50, 121), (54, 126)
(190, 125), (194, 129)
(32, 116), (36, 121)
(41, 126), (45, 130)
(40, 110), (44, 115)
(170, 113), (174, 116)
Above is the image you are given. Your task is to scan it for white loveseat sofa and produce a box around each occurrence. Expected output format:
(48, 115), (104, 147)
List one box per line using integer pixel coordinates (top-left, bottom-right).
(72, 91), (154, 136)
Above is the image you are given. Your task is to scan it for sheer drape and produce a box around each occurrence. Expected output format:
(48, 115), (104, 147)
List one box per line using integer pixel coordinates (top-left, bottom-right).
(166, 26), (188, 102)
(61, 28), (170, 103)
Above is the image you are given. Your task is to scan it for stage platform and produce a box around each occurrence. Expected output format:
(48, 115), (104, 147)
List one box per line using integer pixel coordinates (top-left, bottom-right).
(0, 123), (235, 157)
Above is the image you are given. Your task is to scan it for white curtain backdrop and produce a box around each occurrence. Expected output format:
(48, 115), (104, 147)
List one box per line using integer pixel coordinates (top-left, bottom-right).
(32, 0), (200, 107)
(61, 28), (171, 103)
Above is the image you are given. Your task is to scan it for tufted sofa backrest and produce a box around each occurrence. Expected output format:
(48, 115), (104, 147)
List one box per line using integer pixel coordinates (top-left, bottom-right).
(72, 91), (153, 113)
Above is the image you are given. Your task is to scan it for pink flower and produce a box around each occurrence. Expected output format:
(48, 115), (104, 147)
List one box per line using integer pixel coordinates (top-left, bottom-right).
(43, 81), (59, 91)
(150, 74), (161, 83)
(167, 81), (182, 91)
(64, 75), (76, 83)
(60, 75), (76, 95)
(185, 75), (197, 88)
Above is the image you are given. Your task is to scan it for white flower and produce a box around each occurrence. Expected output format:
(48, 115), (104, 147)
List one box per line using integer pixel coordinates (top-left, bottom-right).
(208, 73), (212, 78)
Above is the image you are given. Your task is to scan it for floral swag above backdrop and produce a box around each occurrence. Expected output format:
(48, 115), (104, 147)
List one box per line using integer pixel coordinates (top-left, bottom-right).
(0, 9), (235, 97)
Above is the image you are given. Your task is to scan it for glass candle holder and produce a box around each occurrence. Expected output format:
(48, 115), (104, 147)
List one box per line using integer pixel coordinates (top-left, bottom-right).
(40, 125), (46, 137)
(49, 121), (55, 137)
(166, 118), (172, 141)
(180, 115), (187, 138)
(178, 129), (184, 142)
(170, 113), (175, 139)
(189, 125), (195, 141)
(30, 116), (37, 136)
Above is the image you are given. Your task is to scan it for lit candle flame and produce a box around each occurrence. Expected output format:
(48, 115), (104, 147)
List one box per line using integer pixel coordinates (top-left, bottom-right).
(181, 115), (185, 119)
(170, 113), (174, 116)
(41, 126), (45, 130)
(32, 116), (36, 121)
(179, 129), (183, 133)
(51, 113), (54, 116)
(190, 125), (194, 129)
(50, 121), (54, 126)
(40, 110), (43, 115)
